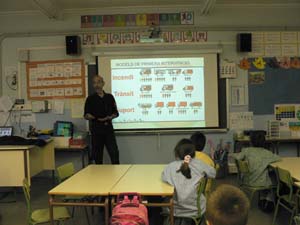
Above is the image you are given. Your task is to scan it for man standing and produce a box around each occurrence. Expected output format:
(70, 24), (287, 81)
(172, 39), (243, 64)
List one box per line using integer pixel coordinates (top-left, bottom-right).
(84, 75), (120, 164)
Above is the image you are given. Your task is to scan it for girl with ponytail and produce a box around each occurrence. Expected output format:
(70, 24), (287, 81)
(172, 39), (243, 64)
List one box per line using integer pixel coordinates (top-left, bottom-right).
(162, 138), (216, 220)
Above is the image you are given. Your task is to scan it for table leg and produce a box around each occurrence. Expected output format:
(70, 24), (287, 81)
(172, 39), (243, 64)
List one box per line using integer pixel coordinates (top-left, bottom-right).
(275, 142), (279, 155)
(105, 197), (109, 225)
(52, 170), (55, 185)
(49, 195), (54, 225)
(82, 150), (85, 168)
(169, 198), (174, 225)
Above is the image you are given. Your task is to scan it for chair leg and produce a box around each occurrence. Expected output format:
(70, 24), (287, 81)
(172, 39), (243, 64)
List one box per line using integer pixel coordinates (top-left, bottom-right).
(71, 206), (75, 217)
(272, 201), (280, 225)
(289, 209), (296, 225)
(84, 206), (91, 225)
(249, 190), (255, 206)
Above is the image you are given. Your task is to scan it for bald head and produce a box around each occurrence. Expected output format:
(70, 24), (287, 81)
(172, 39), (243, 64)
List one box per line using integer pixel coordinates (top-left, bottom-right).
(93, 75), (105, 93)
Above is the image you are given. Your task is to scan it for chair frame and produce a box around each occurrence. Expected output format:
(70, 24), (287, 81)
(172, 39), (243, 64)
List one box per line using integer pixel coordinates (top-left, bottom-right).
(272, 167), (300, 225)
(235, 159), (276, 206)
(22, 178), (69, 225)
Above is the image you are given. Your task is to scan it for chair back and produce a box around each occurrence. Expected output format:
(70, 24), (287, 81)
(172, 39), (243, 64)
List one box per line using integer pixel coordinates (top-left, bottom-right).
(276, 167), (294, 201)
(22, 178), (33, 225)
(196, 175), (208, 217)
(56, 162), (75, 183)
(235, 159), (250, 185)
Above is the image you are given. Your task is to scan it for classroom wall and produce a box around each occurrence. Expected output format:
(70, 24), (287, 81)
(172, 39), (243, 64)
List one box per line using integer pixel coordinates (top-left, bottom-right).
(1, 4), (300, 165)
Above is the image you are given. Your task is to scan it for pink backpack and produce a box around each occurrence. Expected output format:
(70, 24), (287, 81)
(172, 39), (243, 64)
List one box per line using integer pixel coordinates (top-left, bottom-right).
(111, 193), (149, 225)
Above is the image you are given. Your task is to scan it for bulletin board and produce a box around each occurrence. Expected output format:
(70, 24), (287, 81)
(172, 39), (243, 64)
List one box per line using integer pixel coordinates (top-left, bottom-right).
(26, 59), (85, 100)
(248, 58), (300, 115)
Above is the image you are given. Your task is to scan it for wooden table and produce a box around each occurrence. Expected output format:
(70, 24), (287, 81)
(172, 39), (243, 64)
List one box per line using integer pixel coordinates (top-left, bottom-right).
(110, 165), (175, 225)
(271, 157), (300, 181)
(55, 144), (89, 168)
(0, 139), (55, 187)
(48, 164), (131, 225)
(234, 136), (300, 156)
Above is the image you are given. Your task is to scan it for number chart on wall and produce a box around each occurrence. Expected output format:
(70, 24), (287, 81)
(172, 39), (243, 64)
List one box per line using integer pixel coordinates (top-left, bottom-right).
(26, 59), (85, 100)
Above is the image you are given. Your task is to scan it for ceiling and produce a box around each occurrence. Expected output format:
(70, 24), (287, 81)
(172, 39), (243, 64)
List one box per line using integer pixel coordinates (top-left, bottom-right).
(0, 0), (299, 14)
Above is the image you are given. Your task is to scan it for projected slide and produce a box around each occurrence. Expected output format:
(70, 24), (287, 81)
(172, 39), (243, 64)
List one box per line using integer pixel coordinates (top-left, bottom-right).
(111, 57), (205, 129)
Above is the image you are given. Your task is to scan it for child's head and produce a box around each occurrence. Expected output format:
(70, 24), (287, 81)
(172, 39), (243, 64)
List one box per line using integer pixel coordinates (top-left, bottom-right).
(190, 132), (206, 152)
(206, 184), (250, 225)
(174, 139), (195, 179)
(250, 132), (265, 147)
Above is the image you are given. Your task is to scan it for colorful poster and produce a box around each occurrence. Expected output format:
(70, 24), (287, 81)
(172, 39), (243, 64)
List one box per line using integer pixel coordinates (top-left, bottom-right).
(103, 15), (115, 27)
(147, 14), (159, 26)
(171, 31), (182, 42)
(115, 15), (126, 27)
(126, 14), (136, 26)
(97, 33), (109, 45)
(110, 33), (121, 44)
(136, 14), (147, 26)
(81, 15), (92, 28)
(196, 32), (207, 42)
(161, 32), (170, 42)
(159, 14), (169, 25)
(168, 13), (181, 25)
(181, 12), (194, 25)
(183, 31), (195, 42)
(134, 32), (140, 43)
(122, 33), (134, 44)
(82, 34), (95, 45)
(248, 71), (265, 84)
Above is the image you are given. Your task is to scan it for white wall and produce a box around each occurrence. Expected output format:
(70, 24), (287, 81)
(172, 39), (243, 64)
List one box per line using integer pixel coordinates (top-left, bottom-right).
(1, 4), (300, 164)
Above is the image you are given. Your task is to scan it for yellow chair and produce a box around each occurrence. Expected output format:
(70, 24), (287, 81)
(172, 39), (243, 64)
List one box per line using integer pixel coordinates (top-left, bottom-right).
(235, 159), (276, 205)
(272, 167), (300, 225)
(56, 162), (91, 225)
(191, 175), (208, 225)
(22, 178), (70, 225)
(162, 176), (208, 225)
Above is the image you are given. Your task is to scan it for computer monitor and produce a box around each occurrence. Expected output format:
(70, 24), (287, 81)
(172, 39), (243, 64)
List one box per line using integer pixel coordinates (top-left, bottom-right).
(0, 126), (13, 137)
(53, 121), (73, 137)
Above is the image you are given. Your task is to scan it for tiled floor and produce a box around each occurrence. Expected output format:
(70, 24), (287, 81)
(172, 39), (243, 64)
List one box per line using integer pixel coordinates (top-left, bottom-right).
(0, 175), (292, 225)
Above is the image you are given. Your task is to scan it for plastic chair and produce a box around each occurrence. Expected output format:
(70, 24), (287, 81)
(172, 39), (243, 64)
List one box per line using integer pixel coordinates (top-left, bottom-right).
(191, 175), (208, 225)
(162, 176), (208, 225)
(295, 215), (300, 225)
(22, 178), (70, 225)
(176, 175), (208, 225)
(235, 159), (276, 205)
(56, 162), (91, 225)
(272, 167), (300, 225)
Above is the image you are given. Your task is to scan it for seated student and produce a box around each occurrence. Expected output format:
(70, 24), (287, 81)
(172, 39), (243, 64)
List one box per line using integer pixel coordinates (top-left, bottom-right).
(191, 132), (216, 196)
(206, 184), (250, 225)
(190, 132), (214, 167)
(232, 132), (281, 187)
(162, 139), (216, 222)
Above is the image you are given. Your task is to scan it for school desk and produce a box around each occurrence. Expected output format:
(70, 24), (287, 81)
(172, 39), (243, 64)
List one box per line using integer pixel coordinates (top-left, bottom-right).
(110, 164), (175, 225)
(271, 157), (300, 181)
(234, 136), (300, 156)
(0, 139), (55, 187)
(55, 144), (89, 168)
(48, 164), (131, 225)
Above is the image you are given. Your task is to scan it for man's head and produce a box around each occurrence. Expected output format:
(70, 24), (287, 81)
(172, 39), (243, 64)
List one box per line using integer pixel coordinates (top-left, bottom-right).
(93, 75), (105, 93)
(190, 132), (206, 152)
(250, 131), (266, 148)
(206, 184), (250, 225)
